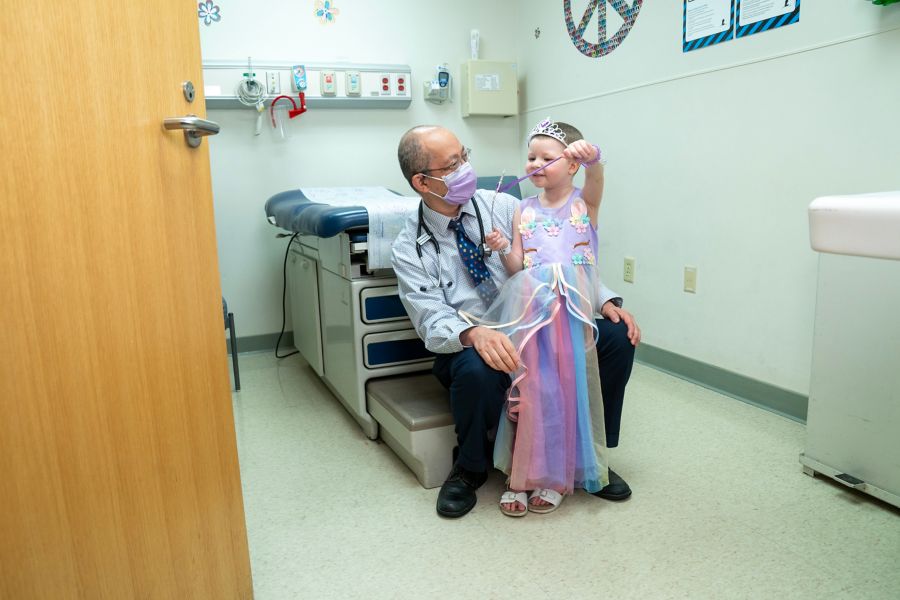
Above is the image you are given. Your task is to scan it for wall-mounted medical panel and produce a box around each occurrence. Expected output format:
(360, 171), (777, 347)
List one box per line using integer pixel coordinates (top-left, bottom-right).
(203, 60), (412, 109)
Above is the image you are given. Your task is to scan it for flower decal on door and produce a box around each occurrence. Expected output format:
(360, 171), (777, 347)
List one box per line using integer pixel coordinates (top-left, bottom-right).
(198, 1), (221, 26)
(315, 1), (340, 23)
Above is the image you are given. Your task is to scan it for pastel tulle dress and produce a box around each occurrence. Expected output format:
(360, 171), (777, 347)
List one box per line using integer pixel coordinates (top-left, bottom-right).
(460, 188), (609, 494)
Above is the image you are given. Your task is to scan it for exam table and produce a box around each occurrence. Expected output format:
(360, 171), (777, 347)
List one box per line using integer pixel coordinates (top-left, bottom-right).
(265, 179), (519, 487)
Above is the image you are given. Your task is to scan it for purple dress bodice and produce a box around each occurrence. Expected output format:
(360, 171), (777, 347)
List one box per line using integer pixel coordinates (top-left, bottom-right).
(518, 187), (597, 270)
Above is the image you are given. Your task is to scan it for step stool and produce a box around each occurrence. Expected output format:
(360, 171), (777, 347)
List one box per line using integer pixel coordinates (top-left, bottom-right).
(367, 373), (456, 489)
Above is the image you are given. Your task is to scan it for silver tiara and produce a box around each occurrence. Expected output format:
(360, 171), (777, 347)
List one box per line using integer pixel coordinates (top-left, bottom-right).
(527, 117), (566, 146)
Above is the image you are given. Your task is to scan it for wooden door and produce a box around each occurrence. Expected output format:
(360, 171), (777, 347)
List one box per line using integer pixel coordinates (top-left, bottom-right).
(0, 2), (253, 598)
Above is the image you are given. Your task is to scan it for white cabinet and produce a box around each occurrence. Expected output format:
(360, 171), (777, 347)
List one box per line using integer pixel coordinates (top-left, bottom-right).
(802, 192), (900, 508)
(288, 245), (324, 376)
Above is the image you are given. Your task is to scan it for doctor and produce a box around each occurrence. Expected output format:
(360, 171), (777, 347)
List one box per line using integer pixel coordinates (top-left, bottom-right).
(391, 125), (640, 518)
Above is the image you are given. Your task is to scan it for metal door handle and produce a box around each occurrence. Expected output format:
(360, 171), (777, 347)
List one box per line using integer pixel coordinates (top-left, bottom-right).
(163, 115), (220, 148)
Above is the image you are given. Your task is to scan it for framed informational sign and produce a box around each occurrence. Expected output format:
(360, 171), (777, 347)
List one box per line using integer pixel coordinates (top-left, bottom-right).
(683, 0), (735, 52)
(736, 0), (800, 38)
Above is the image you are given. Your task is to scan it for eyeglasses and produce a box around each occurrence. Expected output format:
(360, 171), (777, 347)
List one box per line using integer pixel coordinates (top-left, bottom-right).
(421, 146), (472, 175)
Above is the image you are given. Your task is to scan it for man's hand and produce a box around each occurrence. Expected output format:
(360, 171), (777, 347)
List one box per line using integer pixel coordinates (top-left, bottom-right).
(461, 326), (520, 372)
(600, 302), (641, 347)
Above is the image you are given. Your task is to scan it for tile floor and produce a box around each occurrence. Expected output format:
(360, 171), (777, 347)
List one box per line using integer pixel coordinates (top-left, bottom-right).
(231, 352), (900, 600)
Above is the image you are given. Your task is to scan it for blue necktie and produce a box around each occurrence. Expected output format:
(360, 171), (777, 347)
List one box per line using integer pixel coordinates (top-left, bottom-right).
(449, 218), (497, 304)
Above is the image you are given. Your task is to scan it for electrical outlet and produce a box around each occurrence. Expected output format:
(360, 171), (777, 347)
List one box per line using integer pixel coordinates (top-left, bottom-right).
(623, 257), (635, 283)
(684, 266), (697, 293)
(266, 71), (280, 95)
(395, 73), (408, 96)
(379, 73), (392, 96)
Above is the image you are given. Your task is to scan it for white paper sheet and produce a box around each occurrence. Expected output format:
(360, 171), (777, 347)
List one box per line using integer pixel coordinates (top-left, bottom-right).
(738, 0), (795, 28)
(685, 0), (732, 43)
(300, 186), (402, 206)
(366, 195), (419, 270)
(299, 187), (419, 270)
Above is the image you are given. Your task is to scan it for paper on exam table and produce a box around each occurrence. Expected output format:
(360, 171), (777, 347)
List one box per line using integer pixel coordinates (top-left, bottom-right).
(367, 195), (419, 270)
(299, 187), (419, 270)
(300, 186), (402, 206)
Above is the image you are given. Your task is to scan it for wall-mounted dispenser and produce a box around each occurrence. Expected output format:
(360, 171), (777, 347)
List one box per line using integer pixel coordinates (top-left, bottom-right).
(424, 64), (451, 105)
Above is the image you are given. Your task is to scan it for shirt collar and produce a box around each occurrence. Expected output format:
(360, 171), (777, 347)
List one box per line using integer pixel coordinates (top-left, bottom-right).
(421, 198), (478, 234)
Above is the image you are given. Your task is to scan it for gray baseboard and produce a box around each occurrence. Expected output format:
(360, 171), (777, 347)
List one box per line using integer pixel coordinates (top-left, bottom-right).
(226, 332), (294, 355)
(226, 333), (808, 422)
(635, 344), (808, 423)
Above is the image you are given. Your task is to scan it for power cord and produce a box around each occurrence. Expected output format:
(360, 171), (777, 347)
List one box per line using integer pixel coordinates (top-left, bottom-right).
(275, 233), (300, 359)
(235, 58), (267, 136)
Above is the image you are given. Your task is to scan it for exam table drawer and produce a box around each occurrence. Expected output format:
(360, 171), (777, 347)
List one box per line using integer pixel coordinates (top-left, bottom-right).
(363, 330), (434, 369)
(360, 286), (409, 324)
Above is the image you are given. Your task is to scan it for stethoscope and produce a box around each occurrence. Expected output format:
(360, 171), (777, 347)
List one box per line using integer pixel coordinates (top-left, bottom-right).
(413, 156), (565, 292)
(415, 197), (489, 292)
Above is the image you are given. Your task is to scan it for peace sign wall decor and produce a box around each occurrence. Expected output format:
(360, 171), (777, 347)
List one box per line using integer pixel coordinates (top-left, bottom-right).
(564, 0), (644, 59)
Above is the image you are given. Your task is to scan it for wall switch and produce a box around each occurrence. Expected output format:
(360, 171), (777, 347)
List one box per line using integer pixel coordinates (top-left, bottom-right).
(266, 71), (280, 95)
(623, 257), (635, 283)
(684, 266), (697, 293)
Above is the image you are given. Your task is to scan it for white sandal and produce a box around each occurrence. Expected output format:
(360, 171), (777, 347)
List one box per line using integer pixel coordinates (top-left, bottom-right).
(528, 488), (564, 514)
(499, 491), (528, 517)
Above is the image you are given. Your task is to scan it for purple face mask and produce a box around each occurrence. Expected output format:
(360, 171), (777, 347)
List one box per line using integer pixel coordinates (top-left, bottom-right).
(423, 161), (477, 206)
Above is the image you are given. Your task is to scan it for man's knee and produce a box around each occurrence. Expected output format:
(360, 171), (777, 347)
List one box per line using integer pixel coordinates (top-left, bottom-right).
(596, 319), (635, 363)
(451, 348), (510, 390)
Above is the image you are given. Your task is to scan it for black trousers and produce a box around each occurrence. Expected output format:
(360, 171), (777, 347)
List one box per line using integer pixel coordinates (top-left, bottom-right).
(432, 318), (635, 473)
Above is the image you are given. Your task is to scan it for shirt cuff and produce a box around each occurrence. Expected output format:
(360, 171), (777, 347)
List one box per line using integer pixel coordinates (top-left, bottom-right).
(455, 324), (476, 349)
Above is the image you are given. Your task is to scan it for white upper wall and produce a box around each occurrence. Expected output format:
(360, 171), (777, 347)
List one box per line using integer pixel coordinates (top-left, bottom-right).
(518, 2), (900, 110)
(200, 1), (900, 395)
(199, 0), (523, 340)
(514, 2), (900, 393)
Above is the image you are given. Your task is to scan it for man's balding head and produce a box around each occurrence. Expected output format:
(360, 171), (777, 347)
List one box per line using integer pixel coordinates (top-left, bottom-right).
(398, 125), (457, 188)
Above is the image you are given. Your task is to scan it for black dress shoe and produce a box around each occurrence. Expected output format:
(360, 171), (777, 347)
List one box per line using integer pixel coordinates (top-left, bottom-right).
(436, 464), (487, 518)
(591, 468), (632, 501)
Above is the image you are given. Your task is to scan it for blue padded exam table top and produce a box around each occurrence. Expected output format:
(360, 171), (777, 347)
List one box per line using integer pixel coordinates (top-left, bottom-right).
(264, 178), (522, 239)
(265, 189), (369, 239)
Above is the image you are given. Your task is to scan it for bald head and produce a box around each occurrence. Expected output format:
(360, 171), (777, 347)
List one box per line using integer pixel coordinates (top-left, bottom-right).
(398, 125), (460, 188)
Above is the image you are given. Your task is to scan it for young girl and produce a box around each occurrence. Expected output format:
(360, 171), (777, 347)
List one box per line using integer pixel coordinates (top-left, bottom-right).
(466, 118), (608, 516)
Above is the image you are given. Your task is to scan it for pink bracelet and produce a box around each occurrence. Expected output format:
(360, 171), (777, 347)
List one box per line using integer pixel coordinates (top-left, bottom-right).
(581, 144), (602, 167)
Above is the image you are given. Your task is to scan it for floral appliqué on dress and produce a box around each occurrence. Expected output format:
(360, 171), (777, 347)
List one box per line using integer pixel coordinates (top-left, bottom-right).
(568, 198), (590, 234)
(523, 250), (542, 269)
(572, 246), (595, 266)
(519, 206), (538, 240)
(541, 217), (562, 237)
